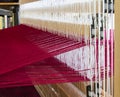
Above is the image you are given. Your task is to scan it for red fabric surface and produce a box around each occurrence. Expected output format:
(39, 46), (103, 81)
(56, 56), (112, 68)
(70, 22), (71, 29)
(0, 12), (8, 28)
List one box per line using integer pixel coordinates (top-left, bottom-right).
(0, 57), (89, 88)
(0, 24), (86, 88)
(0, 24), (84, 75)
(0, 24), (112, 88)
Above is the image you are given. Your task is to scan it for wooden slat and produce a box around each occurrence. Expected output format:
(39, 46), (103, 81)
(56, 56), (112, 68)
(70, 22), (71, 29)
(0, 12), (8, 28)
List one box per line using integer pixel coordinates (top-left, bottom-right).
(56, 83), (85, 97)
(0, 2), (19, 5)
(19, 0), (39, 4)
(114, 0), (120, 97)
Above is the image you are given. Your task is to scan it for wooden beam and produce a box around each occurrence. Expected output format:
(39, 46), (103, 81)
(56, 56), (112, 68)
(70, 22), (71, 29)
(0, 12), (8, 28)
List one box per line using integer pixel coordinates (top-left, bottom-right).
(114, 0), (120, 97)
(34, 85), (46, 97)
(35, 84), (70, 97)
(56, 83), (85, 97)
(19, 0), (39, 4)
(0, 2), (19, 5)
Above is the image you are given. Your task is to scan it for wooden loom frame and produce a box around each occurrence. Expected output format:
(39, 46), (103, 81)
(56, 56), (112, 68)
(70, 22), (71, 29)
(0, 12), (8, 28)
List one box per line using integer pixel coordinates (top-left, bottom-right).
(19, 0), (119, 96)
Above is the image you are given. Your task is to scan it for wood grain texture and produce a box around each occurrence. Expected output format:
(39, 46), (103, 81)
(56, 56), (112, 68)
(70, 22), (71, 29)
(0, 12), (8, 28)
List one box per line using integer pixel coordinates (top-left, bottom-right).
(115, 0), (120, 97)
(0, 2), (19, 5)
(35, 83), (87, 97)
(56, 83), (84, 97)
(19, 0), (39, 4)
(34, 84), (70, 97)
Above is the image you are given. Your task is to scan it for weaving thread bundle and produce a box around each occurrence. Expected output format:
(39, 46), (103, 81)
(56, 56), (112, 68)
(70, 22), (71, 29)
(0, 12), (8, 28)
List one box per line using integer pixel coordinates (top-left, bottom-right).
(0, 24), (89, 88)
(0, 24), (112, 90)
(0, 24), (83, 75)
(0, 23), (112, 87)
(0, 0), (114, 96)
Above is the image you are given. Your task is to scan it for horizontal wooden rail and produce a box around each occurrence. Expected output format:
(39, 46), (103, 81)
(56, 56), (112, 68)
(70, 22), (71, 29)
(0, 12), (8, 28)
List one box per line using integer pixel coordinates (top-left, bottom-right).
(0, 2), (19, 5)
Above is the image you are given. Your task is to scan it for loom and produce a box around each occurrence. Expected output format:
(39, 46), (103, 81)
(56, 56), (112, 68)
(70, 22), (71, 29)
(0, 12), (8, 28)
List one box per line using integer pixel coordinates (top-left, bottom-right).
(0, 0), (114, 97)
